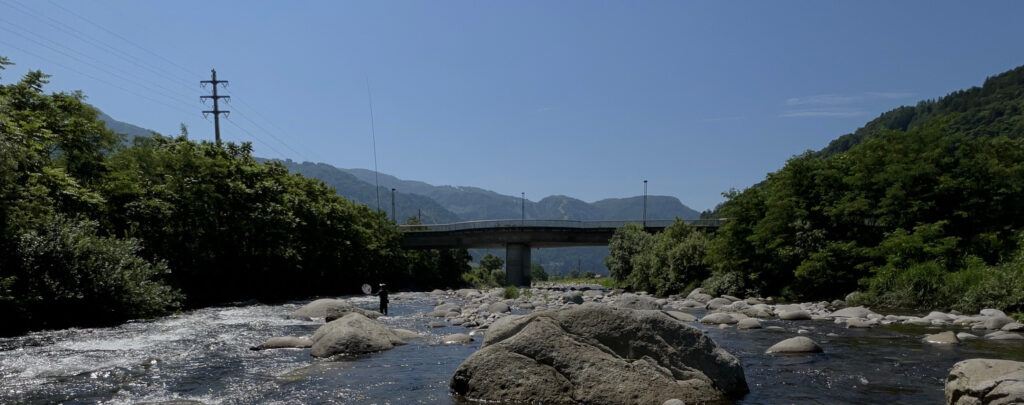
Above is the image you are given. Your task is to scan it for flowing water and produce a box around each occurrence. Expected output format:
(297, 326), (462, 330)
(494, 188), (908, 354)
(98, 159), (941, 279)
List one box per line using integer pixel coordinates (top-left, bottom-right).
(2, 292), (1023, 404)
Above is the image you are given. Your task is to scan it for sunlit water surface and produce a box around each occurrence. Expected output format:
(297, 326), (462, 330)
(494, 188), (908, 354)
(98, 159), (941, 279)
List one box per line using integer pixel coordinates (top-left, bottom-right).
(2, 292), (1023, 404)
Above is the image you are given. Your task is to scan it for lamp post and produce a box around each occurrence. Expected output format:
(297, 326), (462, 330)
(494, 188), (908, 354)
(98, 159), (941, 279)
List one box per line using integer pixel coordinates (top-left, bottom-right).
(521, 192), (525, 225)
(642, 180), (648, 227)
(391, 188), (396, 222)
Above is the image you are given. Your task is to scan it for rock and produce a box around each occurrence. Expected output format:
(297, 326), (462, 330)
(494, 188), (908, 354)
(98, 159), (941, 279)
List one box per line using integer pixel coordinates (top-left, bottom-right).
(797, 329), (810, 335)
(1002, 322), (1024, 332)
(289, 298), (380, 320)
(615, 293), (662, 310)
(958, 332), (980, 341)
(906, 317), (932, 326)
(737, 318), (762, 330)
(778, 310), (812, 321)
(456, 288), (481, 298)
(251, 336), (313, 350)
(705, 297), (733, 310)
(662, 400), (685, 405)
(451, 303), (748, 404)
(830, 306), (875, 319)
(442, 333), (474, 344)
(325, 306), (382, 322)
(678, 299), (705, 309)
(560, 291), (584, 305)
(987, 331), (1024, 341)
(721, 295), (742, 302)
(310, 313), (404, 358)
(391, 329), (423, 341)
(923, 331), (960, 344)
(986, 316), (1015, 330)
(700, 312), (739, 325)
(428, 321), (446, 328)
(429, 289), (446, 296)
(766, 336), (823, 354)
(487, 302), (511, 314)
(665, 311), (697, 322)
(435, 303), (460, 313)
(923, 311), (954, 322)
(945, 359), (1024, 405)
(980, 308), (1007, 318)
(845, 319), (873, 328)
(518, 302), (535, 310)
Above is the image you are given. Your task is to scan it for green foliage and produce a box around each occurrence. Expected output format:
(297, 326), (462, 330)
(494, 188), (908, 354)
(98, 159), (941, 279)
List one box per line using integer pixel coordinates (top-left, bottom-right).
(461, 266), (505, 288)
(3, 216), (179, 331)
(479, 253), (504, 271)
(530, 263), (549, 282)
(501, 286), (520, 299)
(701, 271), (747, 298)
(0, 58), (468, 334)
(606, 219), (713, 297)
(605, 223), (654, 282)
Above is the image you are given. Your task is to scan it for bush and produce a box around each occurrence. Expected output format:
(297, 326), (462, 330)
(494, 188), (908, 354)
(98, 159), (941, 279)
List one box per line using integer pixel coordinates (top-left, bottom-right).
(502, 286), (520, 299)
(701, 271), (747, 297)
(4, 216), (180, 332)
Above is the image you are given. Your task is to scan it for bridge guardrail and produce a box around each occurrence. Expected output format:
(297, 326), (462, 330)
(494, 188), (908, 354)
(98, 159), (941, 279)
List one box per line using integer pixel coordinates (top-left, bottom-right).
(398, 218), (725, 232)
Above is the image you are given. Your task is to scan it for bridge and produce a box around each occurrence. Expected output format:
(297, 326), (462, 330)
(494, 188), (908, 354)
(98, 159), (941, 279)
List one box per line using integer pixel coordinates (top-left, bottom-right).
(398, 219), (723, 286)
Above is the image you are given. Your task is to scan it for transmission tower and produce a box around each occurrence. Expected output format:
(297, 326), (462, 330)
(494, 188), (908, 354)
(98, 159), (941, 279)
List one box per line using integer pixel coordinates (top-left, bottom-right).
(200, 69), (230, 145)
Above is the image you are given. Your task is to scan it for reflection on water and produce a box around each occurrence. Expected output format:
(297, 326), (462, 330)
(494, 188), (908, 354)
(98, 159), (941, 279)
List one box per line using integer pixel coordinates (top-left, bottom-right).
(1, 292), (1022, 404)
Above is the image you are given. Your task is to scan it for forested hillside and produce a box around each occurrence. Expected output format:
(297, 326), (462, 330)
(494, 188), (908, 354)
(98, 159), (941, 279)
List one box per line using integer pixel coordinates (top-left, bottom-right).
(0, 59), (469, 335)
(819, 65), (1024, 157)
(607, 64), (1024, 314)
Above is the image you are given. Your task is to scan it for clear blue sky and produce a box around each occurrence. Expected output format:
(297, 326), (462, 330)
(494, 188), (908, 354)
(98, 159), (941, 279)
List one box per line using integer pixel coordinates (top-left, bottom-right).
(3, 1), (1023, 211)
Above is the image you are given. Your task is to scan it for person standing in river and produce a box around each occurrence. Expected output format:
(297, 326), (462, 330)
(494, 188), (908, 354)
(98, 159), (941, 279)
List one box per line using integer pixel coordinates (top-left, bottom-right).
(377, 283), (389, 315)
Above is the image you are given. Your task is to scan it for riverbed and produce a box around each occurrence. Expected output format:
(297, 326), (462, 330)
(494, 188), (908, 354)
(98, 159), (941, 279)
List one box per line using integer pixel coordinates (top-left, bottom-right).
(2, 292), (1023, 404)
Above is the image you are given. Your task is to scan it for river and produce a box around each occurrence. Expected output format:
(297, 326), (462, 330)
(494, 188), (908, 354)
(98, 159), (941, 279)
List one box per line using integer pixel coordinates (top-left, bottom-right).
(2, 292), (1023, 404)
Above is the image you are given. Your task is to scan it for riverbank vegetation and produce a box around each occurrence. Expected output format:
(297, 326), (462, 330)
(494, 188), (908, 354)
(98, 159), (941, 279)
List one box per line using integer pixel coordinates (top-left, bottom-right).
(0, 60), (471, 335)
(609, 65), (1024, 314)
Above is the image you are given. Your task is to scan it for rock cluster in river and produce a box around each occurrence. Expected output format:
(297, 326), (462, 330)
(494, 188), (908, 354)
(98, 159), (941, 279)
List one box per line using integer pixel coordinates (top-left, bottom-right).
(946, 358), (1024, 405)
(449, 303), (748, 404)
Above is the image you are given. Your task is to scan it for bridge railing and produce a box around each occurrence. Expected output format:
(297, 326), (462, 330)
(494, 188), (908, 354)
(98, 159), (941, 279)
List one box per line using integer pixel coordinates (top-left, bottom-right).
(398, 218), (725, 232)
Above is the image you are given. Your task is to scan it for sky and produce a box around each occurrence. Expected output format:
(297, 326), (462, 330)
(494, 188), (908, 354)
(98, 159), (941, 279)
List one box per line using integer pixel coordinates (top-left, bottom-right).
(2, 1), (1024, 212)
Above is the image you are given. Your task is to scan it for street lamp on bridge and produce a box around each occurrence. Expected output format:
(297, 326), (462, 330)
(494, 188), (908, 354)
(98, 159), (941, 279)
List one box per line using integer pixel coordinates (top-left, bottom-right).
(521, 192), (525, 225)
(391, 188), (396, 222)
(643, 180), (648, 227)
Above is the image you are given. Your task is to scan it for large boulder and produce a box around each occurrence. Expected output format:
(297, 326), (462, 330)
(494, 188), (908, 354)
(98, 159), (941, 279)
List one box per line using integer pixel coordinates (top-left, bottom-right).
(309, 313), (405, 358)
(766, 337), (822, 354)
(614, 293), (662, 310)
(946, 359), (1024, 405)
(450, 303), (748, 404)
(289, 298), (380, 320)
(830, 306), (876, 319)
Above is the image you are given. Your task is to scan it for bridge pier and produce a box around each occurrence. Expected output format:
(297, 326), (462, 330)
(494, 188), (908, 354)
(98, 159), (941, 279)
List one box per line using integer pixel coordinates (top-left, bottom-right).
(505, 243), (532, 287)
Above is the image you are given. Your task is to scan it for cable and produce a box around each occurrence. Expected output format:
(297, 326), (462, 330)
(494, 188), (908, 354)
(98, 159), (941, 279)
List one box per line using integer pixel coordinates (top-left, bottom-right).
(0, 21), (198, 102)
(46, 0), (201, 81)
(0, 39), (197, 117)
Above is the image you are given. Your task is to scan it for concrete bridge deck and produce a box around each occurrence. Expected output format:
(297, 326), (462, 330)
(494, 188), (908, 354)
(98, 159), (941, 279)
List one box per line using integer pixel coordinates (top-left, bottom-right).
(398, 219), (723, 286)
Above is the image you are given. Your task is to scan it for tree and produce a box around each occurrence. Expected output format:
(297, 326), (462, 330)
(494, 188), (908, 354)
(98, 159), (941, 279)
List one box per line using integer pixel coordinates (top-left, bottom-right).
(479, 253), (504, 271)
(605, 224), (654, 282)
(530, 263), (549, 281)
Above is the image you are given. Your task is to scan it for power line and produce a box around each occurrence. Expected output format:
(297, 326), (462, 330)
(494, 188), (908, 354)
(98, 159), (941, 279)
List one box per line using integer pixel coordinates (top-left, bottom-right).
(0, 39), (196, 117)
(3, 0), (201, 94)
(0, 21), (198, 102)
(45, 0), (201, 82)
(3, 0), (312, 161)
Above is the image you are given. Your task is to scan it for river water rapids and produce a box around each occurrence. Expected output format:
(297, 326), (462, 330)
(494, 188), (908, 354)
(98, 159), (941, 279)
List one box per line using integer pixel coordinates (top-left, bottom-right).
(2, 292), (1024, 404)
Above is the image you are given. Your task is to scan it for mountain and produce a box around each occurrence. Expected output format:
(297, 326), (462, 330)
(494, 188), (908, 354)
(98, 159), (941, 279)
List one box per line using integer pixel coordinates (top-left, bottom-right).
(267, 160), (461, 224)
(96, 110), (160, 140)
(341, 168), (700, 221)
(819, 65), (1024, 157)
